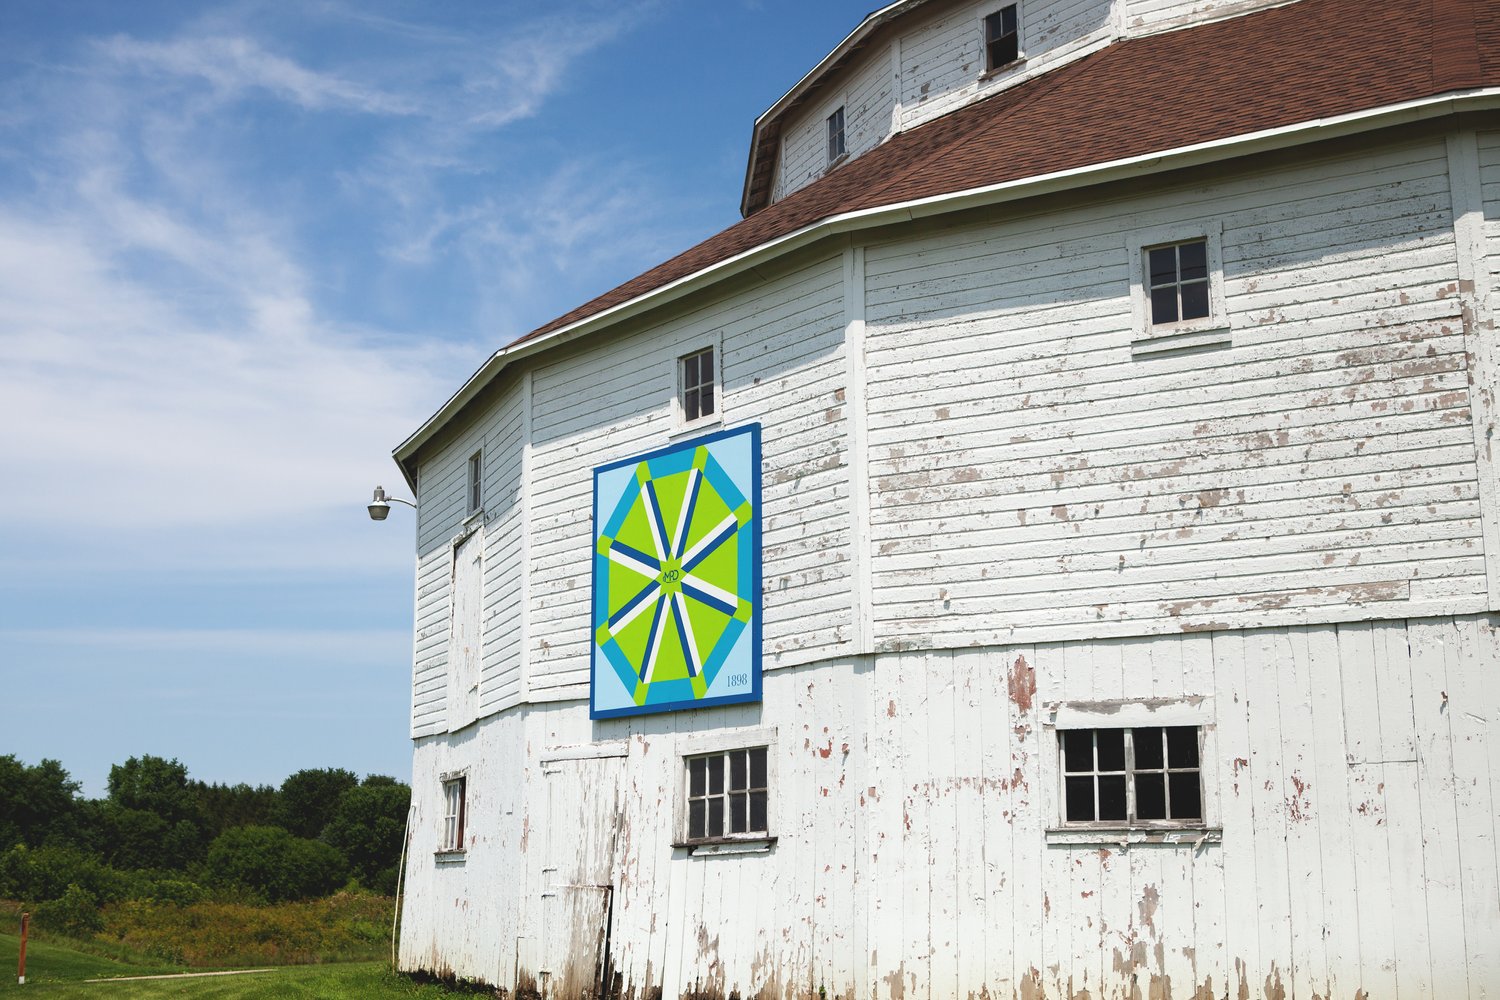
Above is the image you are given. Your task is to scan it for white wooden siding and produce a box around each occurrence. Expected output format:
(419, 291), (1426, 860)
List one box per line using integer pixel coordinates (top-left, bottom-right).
(1480, 130), (1500, 294)
(862, 136), (1486, 650)
(446, 529), (483, 730)
(771, 0), (1114, 206)
(773, 45), (893, 203)
(400, 613), (1500, 998)
(411, 373), (526, 738)
(1123, 0), (1294, 35)
(479, 379), (526, 715)
(894, 0), (1113, 132)
(411, 415), (488, 738)
(524, 252), (853, 696)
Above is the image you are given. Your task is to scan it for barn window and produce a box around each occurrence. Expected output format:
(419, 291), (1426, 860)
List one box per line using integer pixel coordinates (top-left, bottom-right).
(1146, 239), (1211, 326)
(684, 746), (768, 842)
(1060, 726), (1202, 825)
(984, 5), (1020, 72)
(826, 106), (846, 164)
(440, 776), (467, 852)
(679, 347), (716, 424)
(467, 451), (483, 515)
(1127, 222), (1229, 356)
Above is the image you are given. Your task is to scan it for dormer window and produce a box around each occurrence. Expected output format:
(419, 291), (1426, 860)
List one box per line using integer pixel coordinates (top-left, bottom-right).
(826, 106), (846, 164)
(984, 5), (1020, 72)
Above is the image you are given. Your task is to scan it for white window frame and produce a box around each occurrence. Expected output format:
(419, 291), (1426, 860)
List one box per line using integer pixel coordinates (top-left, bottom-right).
(438, 771), (468, 855)
(979, 4), (1025, 78)
(826, 105), (847, 165)
(466, 450), (483, 516)
(669, 334), (724, 435)
(673, 727), (776, 854)
(1128, 221), (1230, 356)
(1042, 699), (1221, 846)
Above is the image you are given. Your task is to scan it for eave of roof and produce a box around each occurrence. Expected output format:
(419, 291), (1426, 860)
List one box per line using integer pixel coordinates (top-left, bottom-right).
(393, 0), (1498, 487)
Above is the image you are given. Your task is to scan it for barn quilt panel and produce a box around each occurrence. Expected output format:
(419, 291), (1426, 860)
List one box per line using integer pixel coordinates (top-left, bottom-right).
(589, 423), (762, 719)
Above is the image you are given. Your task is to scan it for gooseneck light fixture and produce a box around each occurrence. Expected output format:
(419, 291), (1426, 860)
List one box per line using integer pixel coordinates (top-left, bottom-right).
(368, 485), (416, 521)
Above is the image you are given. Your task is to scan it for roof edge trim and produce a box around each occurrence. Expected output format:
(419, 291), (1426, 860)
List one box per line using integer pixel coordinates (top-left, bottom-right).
(395, 86), (1500, 479)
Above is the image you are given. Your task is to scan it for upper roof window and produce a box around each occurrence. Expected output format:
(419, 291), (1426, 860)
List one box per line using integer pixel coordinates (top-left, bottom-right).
(984, 5), (1020, 72)
(826, 106), (846, 164)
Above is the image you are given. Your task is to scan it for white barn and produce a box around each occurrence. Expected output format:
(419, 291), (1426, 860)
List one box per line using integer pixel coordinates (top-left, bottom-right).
(389, 0), (1500, 995)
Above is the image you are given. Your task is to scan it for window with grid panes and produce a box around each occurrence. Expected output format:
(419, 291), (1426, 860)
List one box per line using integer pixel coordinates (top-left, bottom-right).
(679, 347), (715, 423)
(685, 747), (768, 842)
(1060, 726), (1202, 825)
(984, 5), (1020, 71)
(441, 776), (466, 851)
(1146, 239), (1211, 326)
(826, 106), (846, 163)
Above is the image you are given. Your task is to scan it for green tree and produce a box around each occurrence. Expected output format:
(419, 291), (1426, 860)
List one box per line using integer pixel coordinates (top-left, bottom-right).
(204, 825), (347, 902)
(101, 756), (208, 869)
(107, 756), (197, 826)
(321, 778), (411, 895)
(276, 768), (358, 839)
(190, 781), (281, 839)
(0, 755), (83, 848)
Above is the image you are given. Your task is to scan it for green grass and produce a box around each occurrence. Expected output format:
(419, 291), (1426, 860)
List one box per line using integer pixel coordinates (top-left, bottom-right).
(0, 932), (183, 985)
(5, 962), (459, 998)
(0, 935), (463, 998)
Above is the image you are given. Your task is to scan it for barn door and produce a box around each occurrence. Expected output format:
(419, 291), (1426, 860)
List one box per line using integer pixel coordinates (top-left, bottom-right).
(540, 756), (625, 999)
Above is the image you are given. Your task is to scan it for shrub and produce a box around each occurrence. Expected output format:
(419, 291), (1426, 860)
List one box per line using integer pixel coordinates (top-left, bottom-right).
(101, 892), (394, 966)
(204, 826), (347, 902)
(33, 882), (104, 937)
(0, 844), (133, 904)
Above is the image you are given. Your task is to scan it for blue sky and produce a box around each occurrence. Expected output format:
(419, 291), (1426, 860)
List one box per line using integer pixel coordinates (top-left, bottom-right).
(0, 0), (877, 796)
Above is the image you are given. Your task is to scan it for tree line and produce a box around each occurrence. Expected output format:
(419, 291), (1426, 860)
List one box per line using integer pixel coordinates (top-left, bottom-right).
(1, 754), (410, 930)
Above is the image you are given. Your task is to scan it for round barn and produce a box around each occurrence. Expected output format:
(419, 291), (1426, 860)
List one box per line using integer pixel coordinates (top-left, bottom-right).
(389, 0), (1500, 996)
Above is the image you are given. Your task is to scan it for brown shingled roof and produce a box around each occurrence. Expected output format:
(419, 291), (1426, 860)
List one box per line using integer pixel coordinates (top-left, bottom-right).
(514, 0), (1494, 348)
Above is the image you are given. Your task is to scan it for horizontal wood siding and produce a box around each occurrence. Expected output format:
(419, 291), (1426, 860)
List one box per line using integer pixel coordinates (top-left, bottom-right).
(863, 136), (1485, 650)
(774, 44), (894, 203)
(400, 613), (1500, 998)
(411, 374), (526, 737)
(411, 417), (486, 738)
(525, 253), (852, 695)
(479, 377), (526, 716)
(896, 0), (1113, 132)
(1123, 0), (1290, 34)
(1480, 130), (1500, 291)
(771, 0), (1113, 205)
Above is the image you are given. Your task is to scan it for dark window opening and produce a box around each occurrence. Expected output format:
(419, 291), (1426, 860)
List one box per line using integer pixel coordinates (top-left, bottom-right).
(467, 451), (482, 514)
(985, 6), (1020, 71)
(1060, 726), (1202, 825)
(1147, 239), (1211, 325)
(686, 747), (768, 841)
(826, 106), (846, 163)
(680, 347), (715, 422)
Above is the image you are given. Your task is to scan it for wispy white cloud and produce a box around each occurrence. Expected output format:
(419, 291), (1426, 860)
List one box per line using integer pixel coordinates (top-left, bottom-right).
(96, 34), (419, 116)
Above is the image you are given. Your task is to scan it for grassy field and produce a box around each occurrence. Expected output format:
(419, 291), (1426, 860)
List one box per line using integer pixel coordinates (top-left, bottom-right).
(0, 935), (460, 998)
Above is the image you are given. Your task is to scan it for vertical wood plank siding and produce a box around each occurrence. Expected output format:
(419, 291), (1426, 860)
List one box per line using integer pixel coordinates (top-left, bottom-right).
(399, 614), (1500, 998)
(863, 136), (1485, 648)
